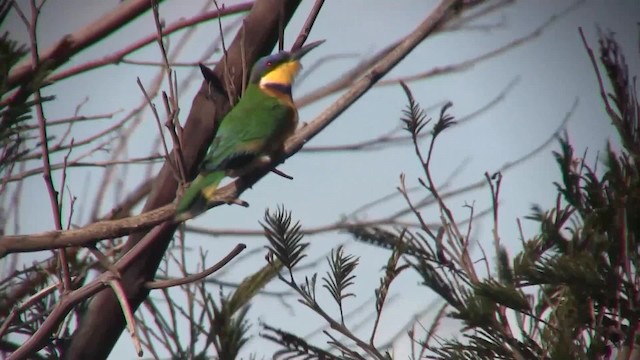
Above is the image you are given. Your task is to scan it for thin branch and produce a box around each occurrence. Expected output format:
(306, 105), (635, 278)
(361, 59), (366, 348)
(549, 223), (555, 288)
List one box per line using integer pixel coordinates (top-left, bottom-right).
(377, 0), (582, 87)
(108, 279), (143, 356)
(7, 270), (118, 359)
(291, 0), (325, 51)
(15, 0), (72, 293)
(302, 77), (519, 153)
(8, 0), (163, 88)
(4, 155), (164, 183)
(0, 281), (60, 339)
(185, 218), (422, 238)
(578, 27), (624, 131)
(0, 205), (174, 255)
(151, 1), (187, 184)
(136, 77), (176, 176)
(145, 244), (246, 289)
(22, 110), (122, 130)
(7, 2), (252, 89)
(294, 0), (582, 109)
(120, 59), (218, 67)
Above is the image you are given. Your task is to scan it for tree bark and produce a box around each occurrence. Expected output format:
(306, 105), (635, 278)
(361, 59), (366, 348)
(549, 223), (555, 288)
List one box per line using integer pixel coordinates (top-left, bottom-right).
(62, 1), (301, 358)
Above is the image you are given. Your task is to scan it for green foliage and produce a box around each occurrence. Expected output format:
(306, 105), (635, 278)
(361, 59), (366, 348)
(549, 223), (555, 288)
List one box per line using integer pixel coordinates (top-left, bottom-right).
(347, 225), (401, 251)
(375, 235), (409, 314)
(400, 81), (456, 142)
(0, 0), (55, 175)
(208, 295), (251, 360)
(400, 81), (430, 136)
(322, 246), (359, 324)
(0, 7), (28, 173)
(262, 324), (341, 360)
(262, 205), (308, 275)
(228, 261), (283, 314)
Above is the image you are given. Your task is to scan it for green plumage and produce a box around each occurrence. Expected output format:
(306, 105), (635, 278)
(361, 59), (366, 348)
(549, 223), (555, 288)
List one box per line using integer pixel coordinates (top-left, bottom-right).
(174, 40), (323, 221)
(174, 84), (297, 221)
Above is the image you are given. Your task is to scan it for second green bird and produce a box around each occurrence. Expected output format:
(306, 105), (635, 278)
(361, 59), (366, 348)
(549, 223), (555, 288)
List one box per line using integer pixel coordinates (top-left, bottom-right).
(175, 40), (324, 221)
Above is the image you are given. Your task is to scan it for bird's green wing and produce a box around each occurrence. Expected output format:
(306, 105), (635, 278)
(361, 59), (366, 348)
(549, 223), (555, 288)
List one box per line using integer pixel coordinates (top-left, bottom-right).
(201, 87), (295, 173)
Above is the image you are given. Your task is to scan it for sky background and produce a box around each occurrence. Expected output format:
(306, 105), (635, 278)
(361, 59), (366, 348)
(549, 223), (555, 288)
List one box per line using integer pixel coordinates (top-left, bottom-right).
(3, 0), (640, 358)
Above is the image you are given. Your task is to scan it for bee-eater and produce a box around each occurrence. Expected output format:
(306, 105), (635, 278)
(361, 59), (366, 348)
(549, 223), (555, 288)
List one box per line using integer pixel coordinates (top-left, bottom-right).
(175, 40), (324, 221)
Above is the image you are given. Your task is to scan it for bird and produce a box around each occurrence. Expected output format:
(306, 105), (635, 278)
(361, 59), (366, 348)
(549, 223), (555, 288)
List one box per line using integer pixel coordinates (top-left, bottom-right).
(174, 40), (324, 222)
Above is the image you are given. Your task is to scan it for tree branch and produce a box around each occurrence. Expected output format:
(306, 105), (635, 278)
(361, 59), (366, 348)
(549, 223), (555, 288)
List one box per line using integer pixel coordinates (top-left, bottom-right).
(145, 243), (246, 289)
(8, 0), (164, 89)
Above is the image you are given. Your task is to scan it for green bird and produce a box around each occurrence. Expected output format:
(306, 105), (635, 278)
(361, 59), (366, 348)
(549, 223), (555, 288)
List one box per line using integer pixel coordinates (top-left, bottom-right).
(175, 40), (324, 221)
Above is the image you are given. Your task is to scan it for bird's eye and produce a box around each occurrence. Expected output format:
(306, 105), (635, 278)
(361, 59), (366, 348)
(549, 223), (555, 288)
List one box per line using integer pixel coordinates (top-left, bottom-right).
(266, 61), (273, 67)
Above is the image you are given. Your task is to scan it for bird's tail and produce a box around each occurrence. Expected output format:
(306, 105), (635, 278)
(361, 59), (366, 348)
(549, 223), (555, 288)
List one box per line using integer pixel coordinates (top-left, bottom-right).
(175, 171), (225, 222)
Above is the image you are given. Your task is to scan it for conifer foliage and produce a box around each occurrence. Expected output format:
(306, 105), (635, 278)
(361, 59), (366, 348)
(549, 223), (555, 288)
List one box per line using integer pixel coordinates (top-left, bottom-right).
(260, 31), (640, 359)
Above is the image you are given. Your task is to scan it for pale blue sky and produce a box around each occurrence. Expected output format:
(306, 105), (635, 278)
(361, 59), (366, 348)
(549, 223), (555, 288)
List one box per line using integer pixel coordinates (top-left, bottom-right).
(3, 0), (640, 358)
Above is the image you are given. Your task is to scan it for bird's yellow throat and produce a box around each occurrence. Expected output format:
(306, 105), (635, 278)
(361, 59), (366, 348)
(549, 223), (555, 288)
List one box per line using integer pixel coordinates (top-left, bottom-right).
(259, 60), (301, 89)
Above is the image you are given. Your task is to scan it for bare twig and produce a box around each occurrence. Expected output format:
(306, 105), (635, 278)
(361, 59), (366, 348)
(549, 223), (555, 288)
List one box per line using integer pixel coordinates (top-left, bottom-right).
(294, 0), (582, 109)
(22, 110), (122, 130)
(4, 2), (252, 90)
(145, 244), (246, 289)
(377, 0), (583, 87)
(0, 204), (174, 255)
(108, 279), (143, 356)
(136, 77), (176, 176)
(151, 2), (187, 183)
(291, 0), (325, 51)
(14, 0), (73, 293)
(8, 220), (174, 358)
(578, 27), (624, 132)
(185, 218), (422, 237)
(302, 77), (519, 153)
(484, 171), (502, 253)
(212, 0), (235, 104)
(0, 281), (60, 339)
(120, 59), (218, 67)
(7, 0), (163, 89)
(4, 155), (163, 183)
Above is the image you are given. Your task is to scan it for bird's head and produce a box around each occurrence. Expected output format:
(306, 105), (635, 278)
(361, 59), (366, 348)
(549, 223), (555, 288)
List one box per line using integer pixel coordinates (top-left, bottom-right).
(250, 40), (324, 95)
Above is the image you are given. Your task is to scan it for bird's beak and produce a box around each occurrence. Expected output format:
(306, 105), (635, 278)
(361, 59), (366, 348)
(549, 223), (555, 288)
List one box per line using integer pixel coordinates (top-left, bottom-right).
(291, 40), (325, 60)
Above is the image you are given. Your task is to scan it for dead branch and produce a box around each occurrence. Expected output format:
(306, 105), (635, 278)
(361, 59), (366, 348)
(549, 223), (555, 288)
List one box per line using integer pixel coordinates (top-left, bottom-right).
(301, 77), (519, 153)
(145, 243), (246, 289)
(4, 155), (163, 183)
(291, 0), (325, 51)
(0, 204), (174, 256)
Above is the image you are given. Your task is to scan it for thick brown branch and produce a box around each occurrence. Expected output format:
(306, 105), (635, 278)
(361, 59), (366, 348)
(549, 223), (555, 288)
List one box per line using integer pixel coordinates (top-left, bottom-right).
(0, 205), (173, 256)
